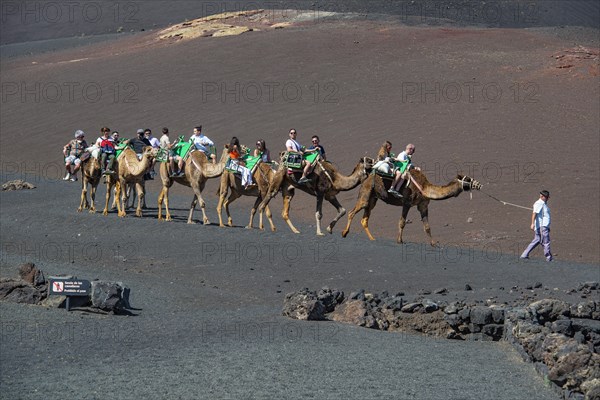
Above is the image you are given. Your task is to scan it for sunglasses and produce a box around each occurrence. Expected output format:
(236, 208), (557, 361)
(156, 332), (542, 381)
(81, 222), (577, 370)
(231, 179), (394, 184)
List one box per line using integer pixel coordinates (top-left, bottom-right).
(312, 140), (318, 143)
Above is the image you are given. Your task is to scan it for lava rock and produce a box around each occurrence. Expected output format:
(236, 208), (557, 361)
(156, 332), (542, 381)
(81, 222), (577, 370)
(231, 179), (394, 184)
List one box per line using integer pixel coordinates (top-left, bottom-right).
(433, 287), (448, 295)
(90, 281), (126, 313)
(482, 324), (504, 339)
(330, 300), (371, 327)
(383, 296), (404, 311)
(421, 299), (439, 313)
(401, 302), (422, 313)
(470, 306), (493, 325)
(464, 284), (473, 291)
(2, 179), (36, 191)
(551, 319), (574, 336)
(317, 287), (344, 313)
(349, 289), (365, 301)
(571, 301), (598, 320)
(529, 299), (571, 323)
(0, 281), (45, 304)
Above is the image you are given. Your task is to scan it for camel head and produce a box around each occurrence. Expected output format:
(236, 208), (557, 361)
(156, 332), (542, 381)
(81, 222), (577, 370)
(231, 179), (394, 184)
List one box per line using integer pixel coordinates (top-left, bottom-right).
(362, 157), (375, 171)
(456, 175), (482, 191)
(141, 146), (159, 159)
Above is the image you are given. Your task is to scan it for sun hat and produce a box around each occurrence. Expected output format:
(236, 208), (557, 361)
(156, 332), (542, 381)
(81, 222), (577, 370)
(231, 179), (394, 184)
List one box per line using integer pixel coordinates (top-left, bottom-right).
(74, 130), (85, 138)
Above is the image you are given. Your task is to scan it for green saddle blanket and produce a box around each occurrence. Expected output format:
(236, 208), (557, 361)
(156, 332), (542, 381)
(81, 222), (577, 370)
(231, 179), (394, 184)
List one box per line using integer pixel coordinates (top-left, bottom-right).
(225, 155), (261, 174)
(282, 151), (320, 170)
(173, 140), (193, 159)
(304, 152), (319, 164)
(245, 155), (261, 171)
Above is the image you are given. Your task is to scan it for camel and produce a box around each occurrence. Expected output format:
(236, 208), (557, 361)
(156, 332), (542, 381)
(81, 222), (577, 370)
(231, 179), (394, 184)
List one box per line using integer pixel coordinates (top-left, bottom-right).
(113, 146), (157, 217)
(157, 147), (228, 224)
(77, 155), (102, 213)
(341, 169), (482, 245)
(258, 157), (374, 235)
(216, 162), (283, 231)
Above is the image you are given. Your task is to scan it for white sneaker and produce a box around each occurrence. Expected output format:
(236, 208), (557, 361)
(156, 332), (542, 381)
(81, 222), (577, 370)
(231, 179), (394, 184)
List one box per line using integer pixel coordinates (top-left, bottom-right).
(70, 176), (77, 182)
(63, 173), (71, 181)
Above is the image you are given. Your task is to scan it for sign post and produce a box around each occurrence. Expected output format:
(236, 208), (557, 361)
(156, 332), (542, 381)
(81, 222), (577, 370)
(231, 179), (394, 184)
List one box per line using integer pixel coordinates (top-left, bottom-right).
(48, 278), (91, 311)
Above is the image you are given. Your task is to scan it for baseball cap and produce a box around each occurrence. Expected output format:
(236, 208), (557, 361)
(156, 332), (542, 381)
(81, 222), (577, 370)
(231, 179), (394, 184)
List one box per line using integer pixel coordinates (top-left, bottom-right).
(74, 130), (85, 138)
(136, 129), (144, 134)
(540, 190), (550, 198)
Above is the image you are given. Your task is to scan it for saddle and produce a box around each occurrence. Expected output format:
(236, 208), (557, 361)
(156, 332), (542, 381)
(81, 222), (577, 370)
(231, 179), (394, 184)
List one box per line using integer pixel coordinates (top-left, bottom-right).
(282, 151), (320, 171)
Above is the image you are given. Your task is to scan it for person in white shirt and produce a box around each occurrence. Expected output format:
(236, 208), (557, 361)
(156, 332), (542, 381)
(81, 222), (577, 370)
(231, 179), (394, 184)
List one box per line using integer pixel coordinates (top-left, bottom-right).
(190, 125), (216, 164)
(144, 129), (160, 178)
(521, 190), (553, 261)
(285, 129), (319, 184)
(388, 143), (419, 197)
(160, 127), (184, 177)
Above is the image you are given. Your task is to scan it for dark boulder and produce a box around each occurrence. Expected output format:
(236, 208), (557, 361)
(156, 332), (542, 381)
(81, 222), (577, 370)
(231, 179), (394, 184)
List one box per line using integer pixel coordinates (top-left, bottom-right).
(317, 287), (344, 313)
(282, 288), (326, 321)
(90, 281), (126, 313)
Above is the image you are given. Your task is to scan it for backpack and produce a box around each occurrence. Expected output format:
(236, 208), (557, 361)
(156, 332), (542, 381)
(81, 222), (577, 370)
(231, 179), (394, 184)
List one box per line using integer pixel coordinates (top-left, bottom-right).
(100, 138), (116, 154)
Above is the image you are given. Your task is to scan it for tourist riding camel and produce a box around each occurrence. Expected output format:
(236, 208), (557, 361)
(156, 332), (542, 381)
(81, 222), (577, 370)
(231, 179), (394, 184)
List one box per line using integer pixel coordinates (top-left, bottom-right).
(341, 168), (482, 245)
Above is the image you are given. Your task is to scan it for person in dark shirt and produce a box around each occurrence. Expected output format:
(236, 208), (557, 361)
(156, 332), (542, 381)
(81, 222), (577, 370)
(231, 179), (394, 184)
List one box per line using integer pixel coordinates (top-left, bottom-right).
(128, 129), (151, 159)
(307, 135), (326, 161)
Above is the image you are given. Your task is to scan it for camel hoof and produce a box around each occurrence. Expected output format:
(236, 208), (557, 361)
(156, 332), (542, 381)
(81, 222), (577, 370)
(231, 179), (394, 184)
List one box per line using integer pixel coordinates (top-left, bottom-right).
(316, 232), (325, 236)
(103, 210), (108, 216)
(89, 209), (96, 214)
(270, 227), (276, 232)
(77, 208), (83, 213)
(187, 220), (196, 225)
(203, 219), (210, 225)
(326, 226), (333, 234)
(245, 225), (252, 230)
(219, 223), (225, 228)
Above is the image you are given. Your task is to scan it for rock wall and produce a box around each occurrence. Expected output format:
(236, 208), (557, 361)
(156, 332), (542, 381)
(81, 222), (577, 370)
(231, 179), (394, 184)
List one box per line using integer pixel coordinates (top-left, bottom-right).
(283, 286), (600, 399)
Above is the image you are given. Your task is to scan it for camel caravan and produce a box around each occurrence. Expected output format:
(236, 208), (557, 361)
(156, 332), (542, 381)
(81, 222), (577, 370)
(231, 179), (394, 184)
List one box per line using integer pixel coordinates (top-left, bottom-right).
(64, 126), (482, 245)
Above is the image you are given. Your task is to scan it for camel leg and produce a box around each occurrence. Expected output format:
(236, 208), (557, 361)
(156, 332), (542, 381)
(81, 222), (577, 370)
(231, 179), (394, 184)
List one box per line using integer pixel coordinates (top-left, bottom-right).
(78, 180), (87, 212)
(225, 191), (240, 227)
(135, 182), (144, 217)
(197, 181), (210, 225)
(118, 180), (128, 217)
(361, 196), (378, 241)
(248, 197), (259, 229)
(158, 172), (173, 221)
(187, 195), (198, 224)
(342, 195), (371, 238)
(88, 182), (97, 213)
(326, 197), (346, 234)
(217, 175), (229, 227)
(217, 193), (227, 227)
(281, 190), (300, 234)
(258, 170), (285, 213)
(417, 201), (436, 246)
(116, 181), (126, 217)
(246, 195), (261, 229)
(141, 181), (147, 209)
(315, 193), (325, 236)
(397, 204), (411, 244)
(103, 181), (111, 215)
(265, 205), (276, 232)
(157, 187), (166, 220)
